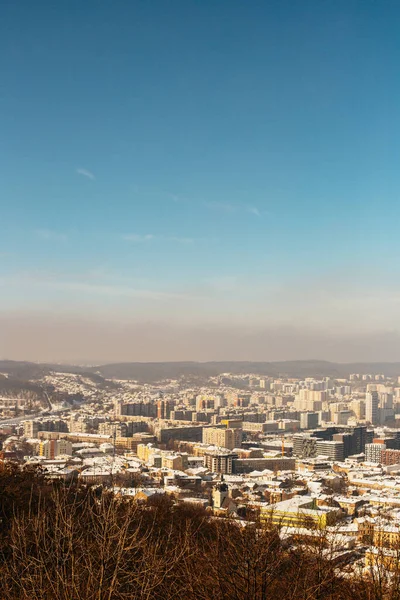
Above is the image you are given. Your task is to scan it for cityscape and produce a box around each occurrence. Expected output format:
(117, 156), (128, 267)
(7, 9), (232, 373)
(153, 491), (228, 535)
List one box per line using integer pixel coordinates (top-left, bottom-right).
(2, 362), (400, 582)
(3, 0), (400, 597)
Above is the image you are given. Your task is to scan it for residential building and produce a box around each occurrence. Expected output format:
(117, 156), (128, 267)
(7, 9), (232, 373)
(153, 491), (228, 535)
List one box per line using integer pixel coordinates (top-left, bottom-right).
(23, 420), (39, 438)
(204, 451), (233, 474)
(365, 443), (386, 463)
(381, 449), (400, 466)
(202, 427), (242, 450)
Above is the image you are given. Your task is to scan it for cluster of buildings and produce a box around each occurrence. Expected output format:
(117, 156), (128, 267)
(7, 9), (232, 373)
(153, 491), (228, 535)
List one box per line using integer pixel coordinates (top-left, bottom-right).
(2, 369), (400, 575)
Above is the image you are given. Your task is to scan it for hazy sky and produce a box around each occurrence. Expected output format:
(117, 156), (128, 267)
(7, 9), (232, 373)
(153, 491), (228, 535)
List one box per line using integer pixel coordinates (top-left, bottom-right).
(2, 0), (400, 363)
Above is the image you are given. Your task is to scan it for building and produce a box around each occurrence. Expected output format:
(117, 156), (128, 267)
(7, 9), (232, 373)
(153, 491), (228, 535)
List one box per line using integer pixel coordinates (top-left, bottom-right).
(137, 443), (156, 463)
(258, 496), (341, 529)
(56, 439), (73, 456)
(204, 451), (234, 474)
(293, 434), (318, 458)
(202, 427), (242, 450)
(212, 482), (229, 509)
(373, 525), (400, 549)
(315, 440), (344, 462)
(236, 394), (251, 408)
(332, 433), (353, 459)
(294, 390), (327, 412)
(162, 454), (186, 470)
(23, 420), (39, 438)
(365, 547), (400, 572)
(380, 393), (394, 424)
(157, 400), (172, 419)
(300, 413), (319, 430)
(234, 456), (295, 473)
(365, 443), (386, 463)
(196, 395), (215, 411)
(39, 439), (73, 459)
(278, 419), (300, 432)
(333, 411), (353, 426)
(350, 399), (365, 420)
(99, 422), (128, 437)
(384, 430), (400, 449)
(366, 391), (379, 425)
(69, 417), (89, 434)
(39, 440), (56, 459)
(116, 401), (157, 418)
(170, 409), (193, 421)
(219, 418), (243, 429)
(381, 449), (400, 466)
(157, 425), (203, 444)
(212, 482), (237, 513)
(347, 425), (369, 454)
(242, 421), (279, 433)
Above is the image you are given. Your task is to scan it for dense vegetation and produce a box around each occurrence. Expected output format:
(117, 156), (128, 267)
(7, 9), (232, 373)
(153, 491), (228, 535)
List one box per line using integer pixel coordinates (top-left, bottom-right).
(0, 464), (397, 599)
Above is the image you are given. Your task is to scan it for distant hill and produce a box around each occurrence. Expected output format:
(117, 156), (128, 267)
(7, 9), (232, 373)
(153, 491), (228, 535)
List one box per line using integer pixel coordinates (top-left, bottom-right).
(1, 359), (400, 383)
(0, 361), (113, 387)
(93, 360), (400, 381)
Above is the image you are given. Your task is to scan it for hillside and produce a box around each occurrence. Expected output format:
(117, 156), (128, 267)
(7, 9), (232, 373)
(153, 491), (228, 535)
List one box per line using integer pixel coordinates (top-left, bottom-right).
(1, 359), (400, 383)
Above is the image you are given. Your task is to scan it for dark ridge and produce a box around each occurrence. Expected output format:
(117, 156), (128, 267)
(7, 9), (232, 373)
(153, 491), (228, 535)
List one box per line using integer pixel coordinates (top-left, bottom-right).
(1, 359), (400, 383)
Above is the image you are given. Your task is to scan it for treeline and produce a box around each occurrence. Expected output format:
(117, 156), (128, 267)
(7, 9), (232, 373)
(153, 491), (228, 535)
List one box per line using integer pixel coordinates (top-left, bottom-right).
(0, 464), (394, 600)
(0, 376), (46, 400)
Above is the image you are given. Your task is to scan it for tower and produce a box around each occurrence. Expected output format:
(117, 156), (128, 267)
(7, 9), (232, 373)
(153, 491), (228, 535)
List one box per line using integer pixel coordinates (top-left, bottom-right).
(212, 482), (229, 509)
(366, 391), (379, 425)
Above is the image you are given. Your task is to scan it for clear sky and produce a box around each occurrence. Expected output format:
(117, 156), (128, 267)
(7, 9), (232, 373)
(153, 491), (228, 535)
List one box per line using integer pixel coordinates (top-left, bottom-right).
(2, 0), (400, 363)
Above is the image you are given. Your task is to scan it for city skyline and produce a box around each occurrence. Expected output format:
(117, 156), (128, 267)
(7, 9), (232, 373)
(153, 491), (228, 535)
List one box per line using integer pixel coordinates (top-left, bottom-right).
(3, 0), (400, 362)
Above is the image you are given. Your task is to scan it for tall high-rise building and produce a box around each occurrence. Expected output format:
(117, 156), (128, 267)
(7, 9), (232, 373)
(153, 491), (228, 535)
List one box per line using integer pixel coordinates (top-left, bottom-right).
(157, 400), (171, 420)
(380, 393), (394, 425)
(366, 391), (379, 425)
(300, 412), (319, 430)
(333, 433), (353, 459)
(347, 425), (368, 454)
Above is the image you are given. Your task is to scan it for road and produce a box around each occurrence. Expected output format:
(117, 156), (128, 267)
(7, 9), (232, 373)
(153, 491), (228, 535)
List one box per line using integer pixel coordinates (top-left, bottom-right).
(0, 407), (67, 427)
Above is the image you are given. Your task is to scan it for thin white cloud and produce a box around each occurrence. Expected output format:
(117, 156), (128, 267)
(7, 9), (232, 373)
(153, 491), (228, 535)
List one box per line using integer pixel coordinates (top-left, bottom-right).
(122, 234), (194, 244)
(47, 281), (186, 301)
(167, 236), (194, 244)
(205, 201), (261, 216)
(122, 234), (155, 243)
(247, 206), (260, 216)
(35, 229), (68, 242)
(0, 271), (189, 302)
(76, 168), (95, 181)
(205, 201), (236, 213)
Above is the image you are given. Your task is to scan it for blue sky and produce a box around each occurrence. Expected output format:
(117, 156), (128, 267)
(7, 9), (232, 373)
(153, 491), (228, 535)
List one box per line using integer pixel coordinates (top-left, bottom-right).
(2, 0), (400, 362)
